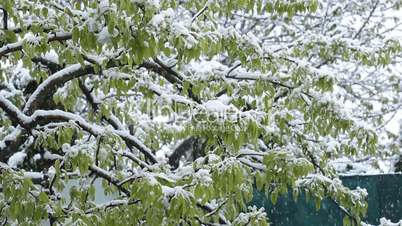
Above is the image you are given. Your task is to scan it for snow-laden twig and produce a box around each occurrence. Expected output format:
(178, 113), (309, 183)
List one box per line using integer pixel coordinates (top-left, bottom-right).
(0, 32), (72, 58)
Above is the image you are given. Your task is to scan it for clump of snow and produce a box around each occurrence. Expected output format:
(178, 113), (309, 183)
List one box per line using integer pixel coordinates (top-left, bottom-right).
(159, 93), (194, 105)
(203, 99), (231, 112)
(378, 218), (402, 226)
(175, 165), (194, 178)
(48, 166), (56, 180)
(24, 33), (40, 45)
(329, 156), (396, 175)
(8, 151), (27, 168)
(244, 32), (263, 55)
(217, 26), (240, 39)
(0, 127), (22, 150)
(206, 154), (220, 163)
(42, 50), (59, 64)
(147, 175), (159, 186)
(193, 169), (212, 186)
(323, 136), (339, 152)
(24, 172), (44, 180)
(86, 17), (97, 32)
(171, 21), (196, 49)
(12, 63), (33, 89)
(98, 0), (110, 13)
(33, 153), (41, 161)
(233, 206), (267, 225)
(44, 151), (63, 160)
(185, 60), (228, 80)
(150, 8), (174, 28)
(61, 144), (71, 154)
(97, 27), (112, 44)
(163, 186), (192, 200)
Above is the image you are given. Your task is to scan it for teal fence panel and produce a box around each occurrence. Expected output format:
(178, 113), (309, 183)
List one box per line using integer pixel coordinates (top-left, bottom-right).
(251, 174), (402, 226)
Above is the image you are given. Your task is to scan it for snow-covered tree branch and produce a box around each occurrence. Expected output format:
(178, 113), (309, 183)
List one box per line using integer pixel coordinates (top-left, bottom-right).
(0, 0), (401, 225)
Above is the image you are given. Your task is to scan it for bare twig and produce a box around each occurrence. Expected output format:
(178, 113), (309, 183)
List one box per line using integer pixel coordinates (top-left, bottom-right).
(353, 0), (379, 39)
(192, 4), (208, 23)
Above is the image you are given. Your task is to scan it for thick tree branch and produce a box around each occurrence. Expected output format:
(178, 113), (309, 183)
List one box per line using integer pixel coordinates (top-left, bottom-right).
(1, 8), (8, 30)
(121, 151), (150, 168)
(0, 95), (31, 128)
(23, 63), (95, 114)
(0, 97), (158, 164)
(78, 81), (155, 166)
(28, 110), (151, 159)
(140, 59), (202, 104)
(0, 32), (72, 58)
(78, 80), (124, 130)
(153, 57), (184, 81)
(24, 54), (124, 116)
(89, 165), (130, 196)
(31, 57), (63, 73)
(0, 41), (23, 57)
(140, 60), (183, 85)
